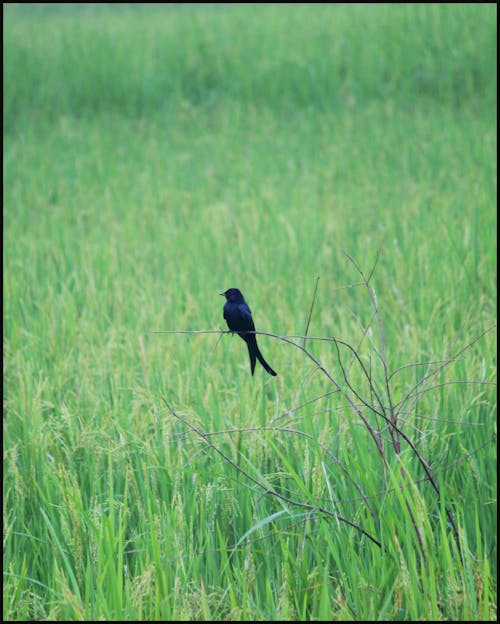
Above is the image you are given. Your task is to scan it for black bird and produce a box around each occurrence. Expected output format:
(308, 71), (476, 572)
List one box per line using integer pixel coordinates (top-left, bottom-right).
(220, 288), (277, 377)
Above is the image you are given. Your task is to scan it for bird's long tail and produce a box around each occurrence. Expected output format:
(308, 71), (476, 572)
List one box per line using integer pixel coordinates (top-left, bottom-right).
(256, 347), (277, 376)
(246, 341), (257, 376)
(247, 339), (277, 377)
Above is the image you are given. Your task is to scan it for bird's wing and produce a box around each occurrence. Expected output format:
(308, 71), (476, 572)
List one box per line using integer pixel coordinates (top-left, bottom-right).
(238, 303), (255, 330)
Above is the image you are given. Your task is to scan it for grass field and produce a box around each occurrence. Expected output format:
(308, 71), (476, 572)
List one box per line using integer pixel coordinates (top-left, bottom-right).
(3, 3), (497, 621)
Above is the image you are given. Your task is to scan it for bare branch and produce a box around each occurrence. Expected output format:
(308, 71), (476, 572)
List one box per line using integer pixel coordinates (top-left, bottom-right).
(163, 398), (382, 548)
(388, 358), (459, 383)
(397, 324), (496, 416)
(343, 253), (399, 451)
(269, 390), (340, 424)
(303, 276), (320, 349)
(396, 380), (496, 408)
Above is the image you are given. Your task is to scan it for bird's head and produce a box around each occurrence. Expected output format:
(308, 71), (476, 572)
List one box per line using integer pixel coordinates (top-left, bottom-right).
(220, 288), (245, 303)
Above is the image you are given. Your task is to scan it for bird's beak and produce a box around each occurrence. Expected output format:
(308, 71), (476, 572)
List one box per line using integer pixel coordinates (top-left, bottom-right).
(219, 292), (225, 296)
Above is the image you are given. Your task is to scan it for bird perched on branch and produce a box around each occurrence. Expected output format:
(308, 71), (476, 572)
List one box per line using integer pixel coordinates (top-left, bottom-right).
(220, 288), (277, 377)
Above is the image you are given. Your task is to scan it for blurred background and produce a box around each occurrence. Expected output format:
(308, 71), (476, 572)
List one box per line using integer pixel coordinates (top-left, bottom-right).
(3, 3), (497, 620)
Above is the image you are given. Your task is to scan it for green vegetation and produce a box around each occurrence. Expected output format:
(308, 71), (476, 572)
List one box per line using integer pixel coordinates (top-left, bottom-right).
(4, 3), (496, 620)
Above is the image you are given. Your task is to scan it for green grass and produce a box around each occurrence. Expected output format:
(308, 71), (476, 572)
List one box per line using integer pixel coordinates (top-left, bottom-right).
(3, 3), (497, 621)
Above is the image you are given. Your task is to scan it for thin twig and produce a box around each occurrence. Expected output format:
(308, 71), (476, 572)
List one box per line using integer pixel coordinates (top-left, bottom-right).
(185, 423), (377, 519)
(388, 358), (460, 383)
(345, 310), (378, 375)
(395, 380), (496, 408)
(397, 324), (496, 416)
(344, 252), (399, 450)
(163, 398), (382, 548)
(269, 390), (340, 424)
(303, 277), (320, 349)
